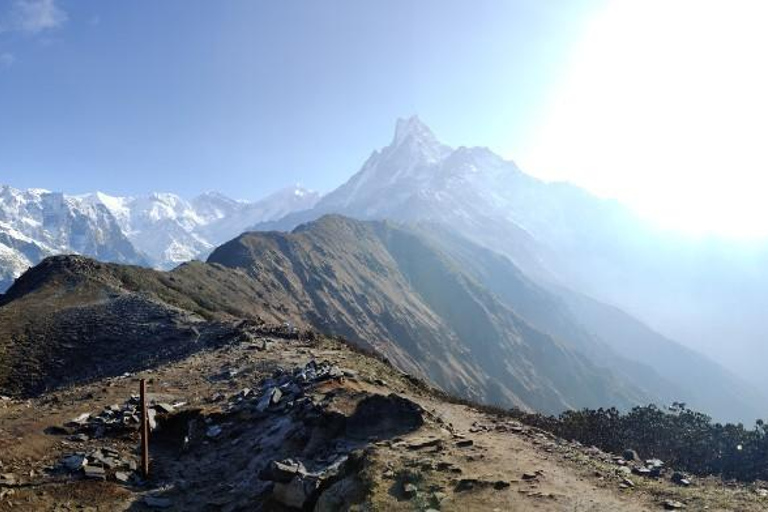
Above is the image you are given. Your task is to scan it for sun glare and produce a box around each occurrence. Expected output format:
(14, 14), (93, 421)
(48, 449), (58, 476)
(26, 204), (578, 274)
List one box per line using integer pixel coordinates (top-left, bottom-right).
(520, 0), (768, 238)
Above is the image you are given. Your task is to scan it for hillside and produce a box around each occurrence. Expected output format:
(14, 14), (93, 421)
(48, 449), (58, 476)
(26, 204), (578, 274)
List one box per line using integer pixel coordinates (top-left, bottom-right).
(0, 216), (645, 415)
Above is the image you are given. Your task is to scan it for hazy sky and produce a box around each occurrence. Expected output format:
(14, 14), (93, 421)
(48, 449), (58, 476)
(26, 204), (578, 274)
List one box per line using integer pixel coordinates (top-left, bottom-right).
(1, 0), (766, 237)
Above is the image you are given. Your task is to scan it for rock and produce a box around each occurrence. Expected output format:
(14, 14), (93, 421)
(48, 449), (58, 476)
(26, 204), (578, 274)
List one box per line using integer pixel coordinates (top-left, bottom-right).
(260, 459), (307, 484)
(70, 413), (90, 425)
(148, 408), (158, 430)
(403, 482), (418, 498)
(62, 454), (88, 471)
(144, 496), (173, 509)
(522, 472), (539, 480)
(620, 478), (635, 488)
(154, 402), (175, 414)
(430, 491), (447, 505)
(663, 500), (685, 510)
(756, 488), (768, 497)
(206, 425), (222, 439)
(671, 472), (691, 486)
(622, 449), (639, 461)
(632, 467), (652, 477)
(436, 461), (462, 473)
(407, 438), (442, 450)
(455, 439), (474, 448)
(256, 387), (283, 412)
(0, 474), (15, 486)
(114, 471), (131, 484)
(455, 479), (481, 492)
(69, 433), (89, 442)
(493, 480), (511, 490)
(615, 466), (632, 476)
(83, 465), (106, 480)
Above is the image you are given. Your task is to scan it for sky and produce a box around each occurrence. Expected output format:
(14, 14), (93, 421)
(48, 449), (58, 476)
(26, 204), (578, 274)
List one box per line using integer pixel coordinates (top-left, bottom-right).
(0, 0), (766, 237)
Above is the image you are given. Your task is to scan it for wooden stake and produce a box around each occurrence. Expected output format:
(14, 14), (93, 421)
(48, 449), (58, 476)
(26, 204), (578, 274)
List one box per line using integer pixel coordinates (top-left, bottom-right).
(140, 378), (149, 478)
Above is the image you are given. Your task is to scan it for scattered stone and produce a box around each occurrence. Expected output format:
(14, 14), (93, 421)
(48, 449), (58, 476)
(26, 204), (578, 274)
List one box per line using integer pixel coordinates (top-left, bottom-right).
(256, 387), (283, 412)
(620, 478), (635, 488)
(62, 454), (88, 471)
(756, 488), (768, 498)
(455, 439), (474, 448)
(114, 471), (131, 484)
(522, 472), (539, 481)
(403, 482), (418, 498)
(663, 500), (685, 510)
(671, 471), (691, 486)
(83, 465), (106, 480)
(493, 480), (511, 490)
(0, 474), (15, 486)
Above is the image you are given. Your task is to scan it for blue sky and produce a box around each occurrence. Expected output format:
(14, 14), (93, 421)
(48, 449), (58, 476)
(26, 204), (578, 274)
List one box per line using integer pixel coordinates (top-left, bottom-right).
(0, 0), (600, 200)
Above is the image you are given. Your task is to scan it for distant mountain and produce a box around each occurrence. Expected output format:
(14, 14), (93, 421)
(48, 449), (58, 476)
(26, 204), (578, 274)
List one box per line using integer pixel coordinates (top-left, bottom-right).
(0, 186), (147, 291)
(0, 184), (320, 290)
(253, 117), (768, 396)
(83, 186), (321, 267)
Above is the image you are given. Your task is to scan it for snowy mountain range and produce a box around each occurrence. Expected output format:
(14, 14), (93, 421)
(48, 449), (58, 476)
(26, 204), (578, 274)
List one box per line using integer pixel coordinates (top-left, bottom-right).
(0, 185), (320, 290)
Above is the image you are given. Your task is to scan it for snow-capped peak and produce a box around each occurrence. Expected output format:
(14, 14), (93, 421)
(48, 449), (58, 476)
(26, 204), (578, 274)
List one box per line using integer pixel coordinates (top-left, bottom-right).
(392, 115), (440, 147)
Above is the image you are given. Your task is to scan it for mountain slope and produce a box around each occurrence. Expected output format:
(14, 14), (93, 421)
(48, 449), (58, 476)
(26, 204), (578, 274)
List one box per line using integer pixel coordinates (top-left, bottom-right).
(208, 215), (656, 413)
(252, 116), (768, 410)
(1, 216), (654, 415)
(411, 223), (765, 422)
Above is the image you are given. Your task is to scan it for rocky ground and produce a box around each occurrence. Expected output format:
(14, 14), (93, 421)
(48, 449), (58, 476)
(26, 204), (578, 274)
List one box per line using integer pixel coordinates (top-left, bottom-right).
(1, 332), (767, 511)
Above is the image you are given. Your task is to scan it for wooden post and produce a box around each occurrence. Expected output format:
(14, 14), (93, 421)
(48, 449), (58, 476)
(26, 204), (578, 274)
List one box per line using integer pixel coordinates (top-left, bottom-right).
(140, 378), (149, 478)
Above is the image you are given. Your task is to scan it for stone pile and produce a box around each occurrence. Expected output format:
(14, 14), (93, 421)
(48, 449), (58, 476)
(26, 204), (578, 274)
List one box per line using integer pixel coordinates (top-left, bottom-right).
(224, 359), (348, 417)
(65, 397), (178, 438)
(59, 447), (139, 483)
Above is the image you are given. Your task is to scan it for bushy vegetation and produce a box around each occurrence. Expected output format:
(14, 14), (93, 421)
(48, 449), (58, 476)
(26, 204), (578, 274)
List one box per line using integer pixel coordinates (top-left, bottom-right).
(511, 403), (768, 482)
